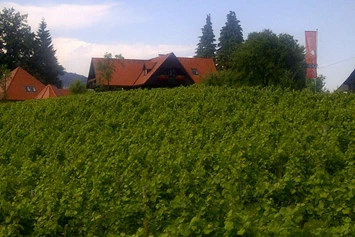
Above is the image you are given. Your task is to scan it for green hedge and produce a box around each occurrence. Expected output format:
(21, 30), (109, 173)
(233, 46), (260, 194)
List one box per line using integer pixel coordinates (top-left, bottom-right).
(1, 86), (355, 236)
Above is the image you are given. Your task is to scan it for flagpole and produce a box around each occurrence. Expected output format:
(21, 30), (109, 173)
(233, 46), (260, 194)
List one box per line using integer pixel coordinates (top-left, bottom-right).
(314, 29), (318, 92)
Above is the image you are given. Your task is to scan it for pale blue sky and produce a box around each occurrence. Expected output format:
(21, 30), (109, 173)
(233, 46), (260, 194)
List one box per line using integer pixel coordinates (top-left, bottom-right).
(1, 0), (354, 90)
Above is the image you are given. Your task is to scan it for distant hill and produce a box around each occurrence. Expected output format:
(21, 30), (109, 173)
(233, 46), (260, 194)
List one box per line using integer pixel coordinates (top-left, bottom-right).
(59, 72), (87, 88)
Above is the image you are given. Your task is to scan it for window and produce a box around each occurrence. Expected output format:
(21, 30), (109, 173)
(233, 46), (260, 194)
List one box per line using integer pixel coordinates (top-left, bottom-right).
(24, 86), (36, 92)
(143, 68), (152, 76)
(192, 68), (199, 75)
(169, 69), (176, 76)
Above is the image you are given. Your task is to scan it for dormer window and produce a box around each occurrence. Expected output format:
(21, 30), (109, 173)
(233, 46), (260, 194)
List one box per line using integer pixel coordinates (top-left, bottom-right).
(192, 68), (199, 75)
(143, 68), (152, 76)
(24, 86), (36, 92)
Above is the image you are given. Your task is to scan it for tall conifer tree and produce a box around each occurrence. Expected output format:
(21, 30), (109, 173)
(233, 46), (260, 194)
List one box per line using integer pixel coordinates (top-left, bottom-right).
(195, 14), (216, 58)
(35, 19), (64, 87)
(216, 11), (243, 70)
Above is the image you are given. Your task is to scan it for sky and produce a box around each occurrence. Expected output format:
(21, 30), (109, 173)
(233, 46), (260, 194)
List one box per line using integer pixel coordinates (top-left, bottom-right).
(1, 0), (354, 90)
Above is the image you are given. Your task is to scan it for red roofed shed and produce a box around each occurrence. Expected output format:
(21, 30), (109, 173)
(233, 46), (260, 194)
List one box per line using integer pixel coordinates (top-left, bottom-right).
(35, 84), (70, 99)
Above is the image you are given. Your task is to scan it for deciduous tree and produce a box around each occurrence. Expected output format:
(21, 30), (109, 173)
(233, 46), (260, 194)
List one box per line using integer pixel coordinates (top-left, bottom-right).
(0, 8), (36, 71)
(115, 54), (124, 59)
(0, 64), (11, 100)
(195, 14), (216, 59)
(97, 53), (115, 89)
(216, 11), (243, 70)
(69, 79), (87, 94)
(306, 74), (326, 92)
(232, 29), (306, 89)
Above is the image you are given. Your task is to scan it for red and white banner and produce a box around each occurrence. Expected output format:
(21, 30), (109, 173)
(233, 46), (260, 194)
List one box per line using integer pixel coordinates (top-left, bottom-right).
(305, 31), (317, 79)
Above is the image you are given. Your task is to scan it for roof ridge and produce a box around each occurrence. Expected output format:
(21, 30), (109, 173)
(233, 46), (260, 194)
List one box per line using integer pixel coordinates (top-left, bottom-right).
(177, 57), (213, 60)
(92, 57), (150, 62)
(92, 54), (213, 62)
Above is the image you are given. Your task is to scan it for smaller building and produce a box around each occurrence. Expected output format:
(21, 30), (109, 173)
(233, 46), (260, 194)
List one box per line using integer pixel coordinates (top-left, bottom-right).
(35, 84), (70, 99)
(0, 67), (45, 101)
(87, 53), (217, 89)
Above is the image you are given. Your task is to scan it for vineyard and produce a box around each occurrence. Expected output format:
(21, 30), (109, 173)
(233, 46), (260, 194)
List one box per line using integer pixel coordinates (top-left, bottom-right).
(1, 86), (355, 236)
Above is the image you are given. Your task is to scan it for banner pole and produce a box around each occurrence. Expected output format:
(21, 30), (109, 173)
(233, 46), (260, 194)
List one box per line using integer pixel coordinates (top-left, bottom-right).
(314, 29), (318, 91)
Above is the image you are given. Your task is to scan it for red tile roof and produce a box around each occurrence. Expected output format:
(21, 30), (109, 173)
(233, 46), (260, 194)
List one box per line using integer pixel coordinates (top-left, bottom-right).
(91, 58), (147, 86)
(178, 57), (217, 84)
(89, 53), (217, 87)
(2, 67), (45, 101)
(144, 61), (157, 70)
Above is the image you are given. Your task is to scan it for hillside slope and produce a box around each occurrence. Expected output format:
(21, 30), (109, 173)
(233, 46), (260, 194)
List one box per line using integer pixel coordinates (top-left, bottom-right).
(59, 72), (87, 88)
(1, 86), (355, 236)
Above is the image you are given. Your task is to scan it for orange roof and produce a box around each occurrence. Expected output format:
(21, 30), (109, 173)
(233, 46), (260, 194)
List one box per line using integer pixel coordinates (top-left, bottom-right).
(35, 85), (70, 99)
(2, 67), (45, 101)
(91, 58), (147, 86)
(88, 53), (217, 87)
(144, 61), (157, 70)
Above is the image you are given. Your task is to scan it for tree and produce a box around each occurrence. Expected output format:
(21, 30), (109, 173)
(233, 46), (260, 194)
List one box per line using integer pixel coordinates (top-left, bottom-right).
(232, 29), (306, 90)
(0, 65), (11, 100)
(115, 54), (124, 59)
(306, 74), (326, 92)
(195, 14), (216, 59)
(0, 9), (64, 87)
(35, 19), (64, 87)
(69, 79), (87, 94)
(96, 53), (115, 89)
(216, 11), (243, 70)
(0, 8), (36, 72)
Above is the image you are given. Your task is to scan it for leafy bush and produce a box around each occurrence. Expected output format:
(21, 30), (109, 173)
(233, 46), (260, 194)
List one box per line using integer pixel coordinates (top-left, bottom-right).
(69, 79), (87, 94)
(202, 70), (241, 87)
(306, 75), (327, 92)
(1, 86), (355, 236)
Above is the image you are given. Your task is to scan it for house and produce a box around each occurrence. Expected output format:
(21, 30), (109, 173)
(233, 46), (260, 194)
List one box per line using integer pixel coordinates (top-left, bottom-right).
(0, 67), (45, 101)
(87, 53), (217, 89)
(35, 84), (70, 99)
(338, 69), (355, 92)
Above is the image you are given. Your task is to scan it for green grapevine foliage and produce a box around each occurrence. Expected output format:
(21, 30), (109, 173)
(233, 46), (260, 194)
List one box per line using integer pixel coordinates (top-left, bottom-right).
(1, 86), (355, 236)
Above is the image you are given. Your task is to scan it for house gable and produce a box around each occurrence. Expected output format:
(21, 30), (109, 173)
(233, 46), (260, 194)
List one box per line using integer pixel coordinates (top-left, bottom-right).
(139, 53), (195, 87)
(132, 53), (170, 86)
